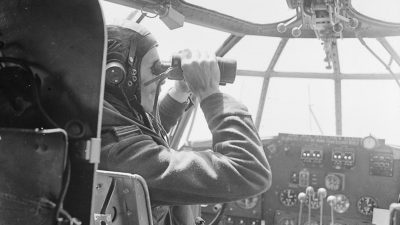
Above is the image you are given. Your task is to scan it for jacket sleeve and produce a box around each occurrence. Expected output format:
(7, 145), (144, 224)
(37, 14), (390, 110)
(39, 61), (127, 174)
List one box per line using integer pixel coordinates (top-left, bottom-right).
(158, 94), (187, 133)
(100, 93), (271, 206)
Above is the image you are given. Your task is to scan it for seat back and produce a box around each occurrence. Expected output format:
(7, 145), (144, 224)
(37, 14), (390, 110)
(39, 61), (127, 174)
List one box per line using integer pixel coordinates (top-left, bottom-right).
(0, 128), (67, 225)
(93, 170), (153, 225)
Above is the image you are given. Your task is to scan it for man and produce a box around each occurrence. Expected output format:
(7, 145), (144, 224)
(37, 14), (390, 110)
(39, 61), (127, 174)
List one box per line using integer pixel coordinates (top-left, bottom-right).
(99, 23), (271, 225)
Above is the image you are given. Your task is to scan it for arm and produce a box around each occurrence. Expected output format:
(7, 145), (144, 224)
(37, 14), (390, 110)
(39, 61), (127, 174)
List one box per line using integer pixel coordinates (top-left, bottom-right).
(101, 93), (271, 205)
(158, 92), (186, 133)
(158, 81), (191, 132)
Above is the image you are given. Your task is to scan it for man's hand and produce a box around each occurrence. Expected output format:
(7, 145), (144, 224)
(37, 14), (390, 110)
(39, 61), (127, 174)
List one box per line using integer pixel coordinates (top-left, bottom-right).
(178, 49), (221, 102)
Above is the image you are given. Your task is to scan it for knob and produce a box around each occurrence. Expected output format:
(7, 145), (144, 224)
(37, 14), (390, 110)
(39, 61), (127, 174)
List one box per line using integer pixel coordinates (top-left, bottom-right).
(317, 188), (327, 199)
(349, 18), (359, 28)
(292, 26), (302, 37)
(306, 186), (314, 196)
(327, 195), (337, 206)
(298, 192), (307, 202)
(277, 23), (287, 33)
(333, 22), (343, 33)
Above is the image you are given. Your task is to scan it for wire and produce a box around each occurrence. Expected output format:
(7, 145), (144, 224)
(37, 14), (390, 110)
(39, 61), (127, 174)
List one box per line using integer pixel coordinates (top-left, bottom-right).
(36, 128), (72, 224)
(208, 203), (227, 225)
(55, 158), (71, 223)
(0, 57), (60, 128)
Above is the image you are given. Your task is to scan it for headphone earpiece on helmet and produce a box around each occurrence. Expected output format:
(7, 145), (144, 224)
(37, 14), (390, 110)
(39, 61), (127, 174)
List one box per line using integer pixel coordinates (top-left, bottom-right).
(105, 37), (138, 87)
(106, 60), (126, 85)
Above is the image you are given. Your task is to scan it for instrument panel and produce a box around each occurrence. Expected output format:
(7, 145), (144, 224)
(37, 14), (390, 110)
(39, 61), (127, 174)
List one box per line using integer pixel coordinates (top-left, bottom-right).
(201, 133), (400, 225)
(264, 133), (400, 225)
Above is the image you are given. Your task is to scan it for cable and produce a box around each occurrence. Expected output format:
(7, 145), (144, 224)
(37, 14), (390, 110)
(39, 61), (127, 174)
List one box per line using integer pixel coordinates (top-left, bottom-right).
(55, 159), (71, 223)
(0, 57), (60, 128)
(208, 203), (227, 225)
(36, 128), (73, 224)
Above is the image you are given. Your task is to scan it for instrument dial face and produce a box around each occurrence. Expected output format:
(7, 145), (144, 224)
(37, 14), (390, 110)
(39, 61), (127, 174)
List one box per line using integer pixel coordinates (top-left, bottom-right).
(325, 173), (341, 191)
(357, 196), (377, 216)
(305, 195), (320, 209)
(362, 136), (377, 150)
(236, 196), (259, 209)
(278, 218), (295, 225)
(279, 189), (298, 207)
(333, 194), (350, 213)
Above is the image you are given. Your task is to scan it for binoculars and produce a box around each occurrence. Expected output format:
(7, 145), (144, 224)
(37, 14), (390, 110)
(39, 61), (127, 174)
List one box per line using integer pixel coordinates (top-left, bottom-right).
(152, 55), (237, 85)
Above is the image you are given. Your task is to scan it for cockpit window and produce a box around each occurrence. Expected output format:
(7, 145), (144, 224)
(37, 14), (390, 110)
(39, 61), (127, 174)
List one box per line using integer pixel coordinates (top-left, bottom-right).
(101, 0), (400, 146)
(185, 0), (295, 24)
(352, 0), (400, 23)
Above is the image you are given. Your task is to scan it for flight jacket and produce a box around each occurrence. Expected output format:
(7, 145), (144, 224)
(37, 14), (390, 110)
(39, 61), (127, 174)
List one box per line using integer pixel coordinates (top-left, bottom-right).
(99, 92), (272, 224)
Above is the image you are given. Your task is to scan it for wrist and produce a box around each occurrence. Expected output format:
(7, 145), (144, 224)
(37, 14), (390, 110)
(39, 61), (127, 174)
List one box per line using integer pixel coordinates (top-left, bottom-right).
(198, 88), (221, 102)
(168, 87), (191, 103)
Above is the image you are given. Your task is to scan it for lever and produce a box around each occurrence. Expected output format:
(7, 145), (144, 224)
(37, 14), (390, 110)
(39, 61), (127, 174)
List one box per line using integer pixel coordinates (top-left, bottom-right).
(298, 192), (306, 225)
(306, 186), (315, 225)
(317, 188), (327, 225)
(327, 195), (337, 225)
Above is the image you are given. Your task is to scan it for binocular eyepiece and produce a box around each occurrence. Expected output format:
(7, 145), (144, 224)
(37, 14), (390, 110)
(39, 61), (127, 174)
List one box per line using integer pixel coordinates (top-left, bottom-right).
(152, 55), (237, 85)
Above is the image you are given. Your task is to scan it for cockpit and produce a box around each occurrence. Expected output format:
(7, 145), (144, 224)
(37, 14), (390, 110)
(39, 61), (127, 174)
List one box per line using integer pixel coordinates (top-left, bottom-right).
(1, 0), (400, 225)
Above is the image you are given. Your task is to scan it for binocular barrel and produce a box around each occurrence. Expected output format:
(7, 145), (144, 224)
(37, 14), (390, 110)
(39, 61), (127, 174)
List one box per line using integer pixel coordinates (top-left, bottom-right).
(154, 56), (237, 85)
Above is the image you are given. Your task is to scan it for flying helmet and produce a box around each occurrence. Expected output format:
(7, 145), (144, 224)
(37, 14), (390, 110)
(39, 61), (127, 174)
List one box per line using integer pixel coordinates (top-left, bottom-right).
(105, 23), (158, 105)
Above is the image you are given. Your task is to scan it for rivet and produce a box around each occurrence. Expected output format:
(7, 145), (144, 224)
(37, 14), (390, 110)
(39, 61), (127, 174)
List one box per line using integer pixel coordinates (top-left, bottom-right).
(96, 183), (103, 190)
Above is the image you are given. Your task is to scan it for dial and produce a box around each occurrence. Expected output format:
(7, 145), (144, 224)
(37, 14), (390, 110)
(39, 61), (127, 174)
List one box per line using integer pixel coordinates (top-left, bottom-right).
(305, 195), (320, 209)
(236, 196), (259, 209)
(325, 173), (342, 191)
(279, 189), (298, 207)
(278, 218), (295, 225)
(333, 194), (350, 213)
(362, 135), (377, 150)
(357, 196), (377, 216)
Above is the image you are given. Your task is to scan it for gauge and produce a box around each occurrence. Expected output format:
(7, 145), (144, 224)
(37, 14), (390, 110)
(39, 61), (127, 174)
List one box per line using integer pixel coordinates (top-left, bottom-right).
(278, 217), (295, 225)
(357, 196), (377, 216)
(305, 195), (320, 209)
(333, 194), (350, 213)
(362, 135), (377, 150)
(325, 173), (342, 191)
(236, 196), (259, 209)
(279, 189), (298, 207)
(303, 192), (320, 210)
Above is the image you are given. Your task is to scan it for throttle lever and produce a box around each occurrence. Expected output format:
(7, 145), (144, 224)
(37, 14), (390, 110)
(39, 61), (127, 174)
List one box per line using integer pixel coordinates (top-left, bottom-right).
(327, 195), (337, 225)
(305, 186), (315, 225)
(317, 188), (327, 225)
(298, 192), (306, 225)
